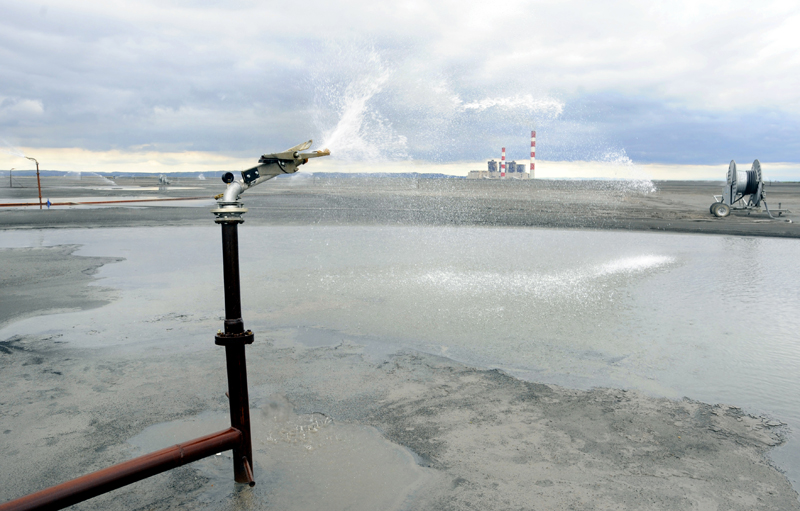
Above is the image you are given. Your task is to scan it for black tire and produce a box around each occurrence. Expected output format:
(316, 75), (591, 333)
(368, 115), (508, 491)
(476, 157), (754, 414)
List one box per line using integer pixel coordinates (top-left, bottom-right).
(710, 203), (720, 214)
(714, 203), (731, 217)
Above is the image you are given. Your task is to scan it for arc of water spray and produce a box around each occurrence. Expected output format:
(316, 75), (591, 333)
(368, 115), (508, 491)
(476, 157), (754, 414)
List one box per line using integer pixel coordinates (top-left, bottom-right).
(1, 138), (26, 158)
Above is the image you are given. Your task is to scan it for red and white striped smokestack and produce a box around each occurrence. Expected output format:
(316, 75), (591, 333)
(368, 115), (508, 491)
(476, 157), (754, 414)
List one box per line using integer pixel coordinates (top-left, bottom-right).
(501, 147), (506, 177)
(530, 130), (536, 179)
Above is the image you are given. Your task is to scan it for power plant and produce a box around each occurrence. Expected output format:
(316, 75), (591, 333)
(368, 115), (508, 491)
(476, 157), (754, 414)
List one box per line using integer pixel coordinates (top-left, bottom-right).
(467, 130), (535, 180)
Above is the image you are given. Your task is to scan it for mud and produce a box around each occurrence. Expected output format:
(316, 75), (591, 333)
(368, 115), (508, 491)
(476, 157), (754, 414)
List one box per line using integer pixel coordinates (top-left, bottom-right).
(0, 332), (796, 510)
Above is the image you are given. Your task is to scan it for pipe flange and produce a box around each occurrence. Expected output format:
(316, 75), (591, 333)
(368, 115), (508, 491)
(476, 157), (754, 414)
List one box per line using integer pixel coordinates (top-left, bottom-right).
(212, 201), (247, 223)
(215, 330), (255, 346)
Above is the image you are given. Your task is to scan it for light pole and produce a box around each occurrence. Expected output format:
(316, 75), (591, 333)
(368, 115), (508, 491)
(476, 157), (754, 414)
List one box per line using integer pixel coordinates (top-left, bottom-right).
(25, 157), (42, 209)
(9, 168), (13, 188)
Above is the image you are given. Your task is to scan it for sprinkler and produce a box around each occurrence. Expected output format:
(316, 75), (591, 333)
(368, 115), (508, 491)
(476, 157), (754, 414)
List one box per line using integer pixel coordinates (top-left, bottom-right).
(209, 139), (329, 484)
(0, 141), (330, 511)
(215, 140), (330, 204)
(24, 156), (42, 209)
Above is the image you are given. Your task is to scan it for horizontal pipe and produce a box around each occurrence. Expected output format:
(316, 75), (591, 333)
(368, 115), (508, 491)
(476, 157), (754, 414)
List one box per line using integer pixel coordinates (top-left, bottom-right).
(0, 427), (242, 511)
(0, 197), (208, 208)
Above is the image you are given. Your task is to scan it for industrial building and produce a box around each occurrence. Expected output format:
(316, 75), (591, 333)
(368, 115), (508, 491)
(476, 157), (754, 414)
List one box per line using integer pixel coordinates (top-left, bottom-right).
(467, 131), (535, 180)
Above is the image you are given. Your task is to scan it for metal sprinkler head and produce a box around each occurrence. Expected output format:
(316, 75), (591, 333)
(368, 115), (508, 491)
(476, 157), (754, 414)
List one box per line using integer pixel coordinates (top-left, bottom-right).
(212, 140), (330, 223)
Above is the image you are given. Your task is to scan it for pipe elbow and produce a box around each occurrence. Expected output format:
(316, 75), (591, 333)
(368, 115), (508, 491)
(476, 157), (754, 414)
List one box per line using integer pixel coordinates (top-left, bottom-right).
(222, 181), (244, 202)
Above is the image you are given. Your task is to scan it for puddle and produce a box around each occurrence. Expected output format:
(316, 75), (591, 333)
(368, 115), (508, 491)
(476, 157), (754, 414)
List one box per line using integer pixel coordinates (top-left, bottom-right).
(128, 395), (438, 510)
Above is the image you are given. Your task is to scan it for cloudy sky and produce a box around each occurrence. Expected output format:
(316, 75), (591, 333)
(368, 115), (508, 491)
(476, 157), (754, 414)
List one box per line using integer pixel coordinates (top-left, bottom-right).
(2, 0), (800, 178)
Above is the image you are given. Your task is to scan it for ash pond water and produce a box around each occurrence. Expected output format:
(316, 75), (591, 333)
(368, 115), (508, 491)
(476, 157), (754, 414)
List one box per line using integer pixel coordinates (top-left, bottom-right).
(1, 225), (799, 495)
(127, 398), (437, 511)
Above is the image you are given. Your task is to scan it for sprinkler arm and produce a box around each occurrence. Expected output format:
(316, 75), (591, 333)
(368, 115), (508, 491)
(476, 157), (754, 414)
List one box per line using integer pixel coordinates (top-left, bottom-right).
(219, 140), (330, 202)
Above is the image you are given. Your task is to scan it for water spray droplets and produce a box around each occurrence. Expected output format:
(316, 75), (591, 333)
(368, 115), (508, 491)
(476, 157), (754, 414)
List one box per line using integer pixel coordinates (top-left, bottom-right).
(305, 254), (675, 306)
(409, 254), (675, 298)
(1, 138), (26, 158)
(313, 47), (408, 162)
(594, 149), (656, 194)
(263, 413), (336, 454)
(457, 94), (564, 117)
(310, 44), (565, 165)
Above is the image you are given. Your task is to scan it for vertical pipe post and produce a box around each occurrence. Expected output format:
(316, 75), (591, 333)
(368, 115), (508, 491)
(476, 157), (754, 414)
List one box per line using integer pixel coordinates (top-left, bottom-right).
(221, 224), (244, 333)
(35, 161), (42, 209)
(530, 130), (536, 180)
(217, 218), (255, 486)
(501, 147), (506, 178)
(25, 157), (42, 209)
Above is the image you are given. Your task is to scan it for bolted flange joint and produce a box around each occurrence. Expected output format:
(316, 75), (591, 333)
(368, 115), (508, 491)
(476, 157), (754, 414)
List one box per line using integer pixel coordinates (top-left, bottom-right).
(212, 201), (247, 224)
(215, 330), (255, 347)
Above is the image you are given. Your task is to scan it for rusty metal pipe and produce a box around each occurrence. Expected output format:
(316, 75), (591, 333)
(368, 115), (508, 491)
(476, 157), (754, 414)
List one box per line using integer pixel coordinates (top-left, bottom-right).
(0, 428), (242, 511)
(0, 197), (207, 207)
(24, 157), (41, 210)
(225, 342), (253, 483)
(218, 221), (255, 484)
(221, 222), (244, 334)
(35, 164), (41, 210)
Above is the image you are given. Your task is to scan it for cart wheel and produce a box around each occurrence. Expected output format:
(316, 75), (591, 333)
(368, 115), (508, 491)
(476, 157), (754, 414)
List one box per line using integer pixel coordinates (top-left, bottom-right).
(713, 203), (730, 217)
(710, 203), (720, 214)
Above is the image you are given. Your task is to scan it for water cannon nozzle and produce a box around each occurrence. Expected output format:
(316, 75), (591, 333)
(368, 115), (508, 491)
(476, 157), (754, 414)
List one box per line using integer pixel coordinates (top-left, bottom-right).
(215, 140), (330, 205)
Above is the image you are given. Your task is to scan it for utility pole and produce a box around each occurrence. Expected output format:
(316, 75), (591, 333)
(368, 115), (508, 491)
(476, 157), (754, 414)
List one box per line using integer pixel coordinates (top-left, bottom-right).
(9, 168), (13, 188)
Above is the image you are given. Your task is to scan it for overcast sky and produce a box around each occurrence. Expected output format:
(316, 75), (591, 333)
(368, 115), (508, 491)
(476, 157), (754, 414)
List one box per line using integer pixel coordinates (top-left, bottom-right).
(2, 0), (800, 175)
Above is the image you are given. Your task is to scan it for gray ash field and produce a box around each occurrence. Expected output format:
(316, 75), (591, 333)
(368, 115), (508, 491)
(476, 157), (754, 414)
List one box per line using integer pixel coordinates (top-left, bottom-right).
(2, 174), (799, 236)
(2, 174), (800, 510)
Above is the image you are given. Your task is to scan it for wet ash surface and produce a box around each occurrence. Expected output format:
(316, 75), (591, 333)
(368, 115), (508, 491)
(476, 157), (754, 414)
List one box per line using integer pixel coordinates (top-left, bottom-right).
(0, 245), (122, 330)
(2, 180), (800, 509)
(363, 355), (795, 510)
(2, 177), (799, 238)
(0, 333), (796, 510)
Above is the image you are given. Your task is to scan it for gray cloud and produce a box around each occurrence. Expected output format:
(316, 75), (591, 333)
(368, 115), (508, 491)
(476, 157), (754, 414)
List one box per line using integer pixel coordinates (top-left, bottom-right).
(1, 0), (799, 167)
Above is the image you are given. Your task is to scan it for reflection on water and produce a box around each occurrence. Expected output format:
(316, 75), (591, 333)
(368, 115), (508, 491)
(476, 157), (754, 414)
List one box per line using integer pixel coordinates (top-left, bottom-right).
(1, 226), (799, 489)
(236, 228), (797, 398)
(241, 226), (800, 490)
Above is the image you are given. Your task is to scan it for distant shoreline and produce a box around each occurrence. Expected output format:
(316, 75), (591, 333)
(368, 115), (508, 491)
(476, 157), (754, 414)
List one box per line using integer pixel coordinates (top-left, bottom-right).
(2, 175), (799, 238)
(4, 169), (800, 183)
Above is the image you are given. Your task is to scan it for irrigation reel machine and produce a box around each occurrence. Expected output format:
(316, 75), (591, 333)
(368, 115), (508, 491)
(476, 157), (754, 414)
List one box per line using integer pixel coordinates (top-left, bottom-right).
(710, 159), (787, 219)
